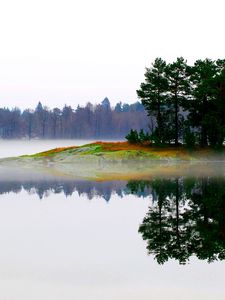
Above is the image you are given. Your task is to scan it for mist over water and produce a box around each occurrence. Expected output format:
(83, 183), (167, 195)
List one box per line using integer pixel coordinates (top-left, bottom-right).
(0, 139), (95, 158)
(0, 173), (225, 299)
(0, 141), (225, 299)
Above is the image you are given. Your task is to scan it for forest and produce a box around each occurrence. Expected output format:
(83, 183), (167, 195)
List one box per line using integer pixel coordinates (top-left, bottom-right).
(2, 57), (225, 146)
(137, 57), (225, 147)
(0, 98), (149, 139)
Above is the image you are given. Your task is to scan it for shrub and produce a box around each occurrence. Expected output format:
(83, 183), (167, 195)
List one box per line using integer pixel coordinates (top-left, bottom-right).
(125, 129), (139, 143)
(139, 129), (150, 143)
(126, 129), (151, 144)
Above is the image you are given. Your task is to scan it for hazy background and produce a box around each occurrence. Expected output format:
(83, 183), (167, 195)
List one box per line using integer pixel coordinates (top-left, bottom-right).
(0, 0), (224, 109)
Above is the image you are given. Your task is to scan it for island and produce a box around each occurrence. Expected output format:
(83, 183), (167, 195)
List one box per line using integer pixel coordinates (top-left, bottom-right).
(1, 141), (225, 181)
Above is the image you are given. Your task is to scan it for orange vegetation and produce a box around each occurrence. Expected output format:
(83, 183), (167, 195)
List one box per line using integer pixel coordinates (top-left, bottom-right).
(94, 141), (190, 157)
(34, 141), (224, 159)
(94, 141), (152, 151)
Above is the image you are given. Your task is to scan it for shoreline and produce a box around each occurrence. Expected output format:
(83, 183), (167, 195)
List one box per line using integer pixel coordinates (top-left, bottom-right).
(0, 142), (225, 181)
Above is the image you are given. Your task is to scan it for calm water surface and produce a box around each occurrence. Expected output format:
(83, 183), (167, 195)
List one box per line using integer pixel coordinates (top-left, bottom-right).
(0, 141), (224, 299)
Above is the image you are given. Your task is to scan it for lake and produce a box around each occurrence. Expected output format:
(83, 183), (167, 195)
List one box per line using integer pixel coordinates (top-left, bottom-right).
(0, 140), (224, 299)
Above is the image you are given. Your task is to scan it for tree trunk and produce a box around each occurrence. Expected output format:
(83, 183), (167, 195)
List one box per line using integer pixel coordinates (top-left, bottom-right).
(175, 90), (179, 146)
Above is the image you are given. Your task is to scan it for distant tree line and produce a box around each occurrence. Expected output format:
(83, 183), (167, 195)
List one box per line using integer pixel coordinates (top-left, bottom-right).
(137, 57), (225, 147)
(0, 98), (149, 139)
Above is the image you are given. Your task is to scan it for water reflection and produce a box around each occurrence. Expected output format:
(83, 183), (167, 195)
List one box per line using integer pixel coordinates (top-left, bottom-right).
(135, 177), (225, 264)
(1, 175), (225, 265)
(0, 179), (151, 200)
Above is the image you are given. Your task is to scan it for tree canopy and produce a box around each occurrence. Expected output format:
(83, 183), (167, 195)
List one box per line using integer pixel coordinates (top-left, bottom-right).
(137, 57), (225, 147)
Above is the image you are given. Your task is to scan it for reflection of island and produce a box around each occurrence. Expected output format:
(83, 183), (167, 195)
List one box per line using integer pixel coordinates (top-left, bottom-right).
(2, 172), (225, 265)
(0, 179), (152, 201)
(135, 177), (225, 264)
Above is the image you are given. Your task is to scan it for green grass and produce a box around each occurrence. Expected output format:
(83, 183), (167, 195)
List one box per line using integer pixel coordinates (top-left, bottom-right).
(17, 142), (225, 162)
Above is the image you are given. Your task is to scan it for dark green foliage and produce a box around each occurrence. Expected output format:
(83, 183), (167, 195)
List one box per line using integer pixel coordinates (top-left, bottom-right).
(137, 57), (225, 147)
(183, 124), (196, 148)
(205, 115), (224, 148)
(125, 129), (150, 144)
(137, 58), (168, 144)
(139, 129), (150, 143)
(138, 129), (146, 142)
(150, 128), (165, 146)
(125, 129), (139, 143)
(187, 59), (218, 147)
(127, 177), (225, 264)
(165, 57), (190, 145)
(126, 180), (151, 196)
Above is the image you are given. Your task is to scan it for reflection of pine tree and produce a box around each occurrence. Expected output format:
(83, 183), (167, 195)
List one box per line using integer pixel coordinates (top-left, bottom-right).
(137, 177), (225, 264)
(139, 180), (172, 264)
(126, 180), (152, 198)
(189, 177), (225, 261)
(139, 178), (191, 264)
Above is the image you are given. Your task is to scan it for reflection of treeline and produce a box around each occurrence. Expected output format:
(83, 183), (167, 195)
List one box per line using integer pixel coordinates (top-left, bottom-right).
(0, 98), (149, 139)
(3, 175), (225, 264)
(0, 179), (151, 200)
(134, 177), (225, 264)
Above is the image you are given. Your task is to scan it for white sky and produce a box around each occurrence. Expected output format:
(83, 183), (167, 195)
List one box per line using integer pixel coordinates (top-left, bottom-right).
(0, 0), (224, 109)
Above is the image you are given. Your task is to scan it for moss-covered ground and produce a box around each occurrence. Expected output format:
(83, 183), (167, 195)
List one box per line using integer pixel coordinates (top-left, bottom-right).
(1, 142), (225, 181)
(20, 141), (225, 162)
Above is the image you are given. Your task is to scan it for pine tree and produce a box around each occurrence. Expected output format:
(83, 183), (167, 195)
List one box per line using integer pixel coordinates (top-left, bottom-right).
(137, 58), (168, 144)
(165, 57), (190, 146)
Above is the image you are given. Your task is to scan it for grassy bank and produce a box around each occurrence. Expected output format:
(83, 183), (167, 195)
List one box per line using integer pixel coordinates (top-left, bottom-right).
(0, 142), (225, 181)
(20, 141), (225, 162)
